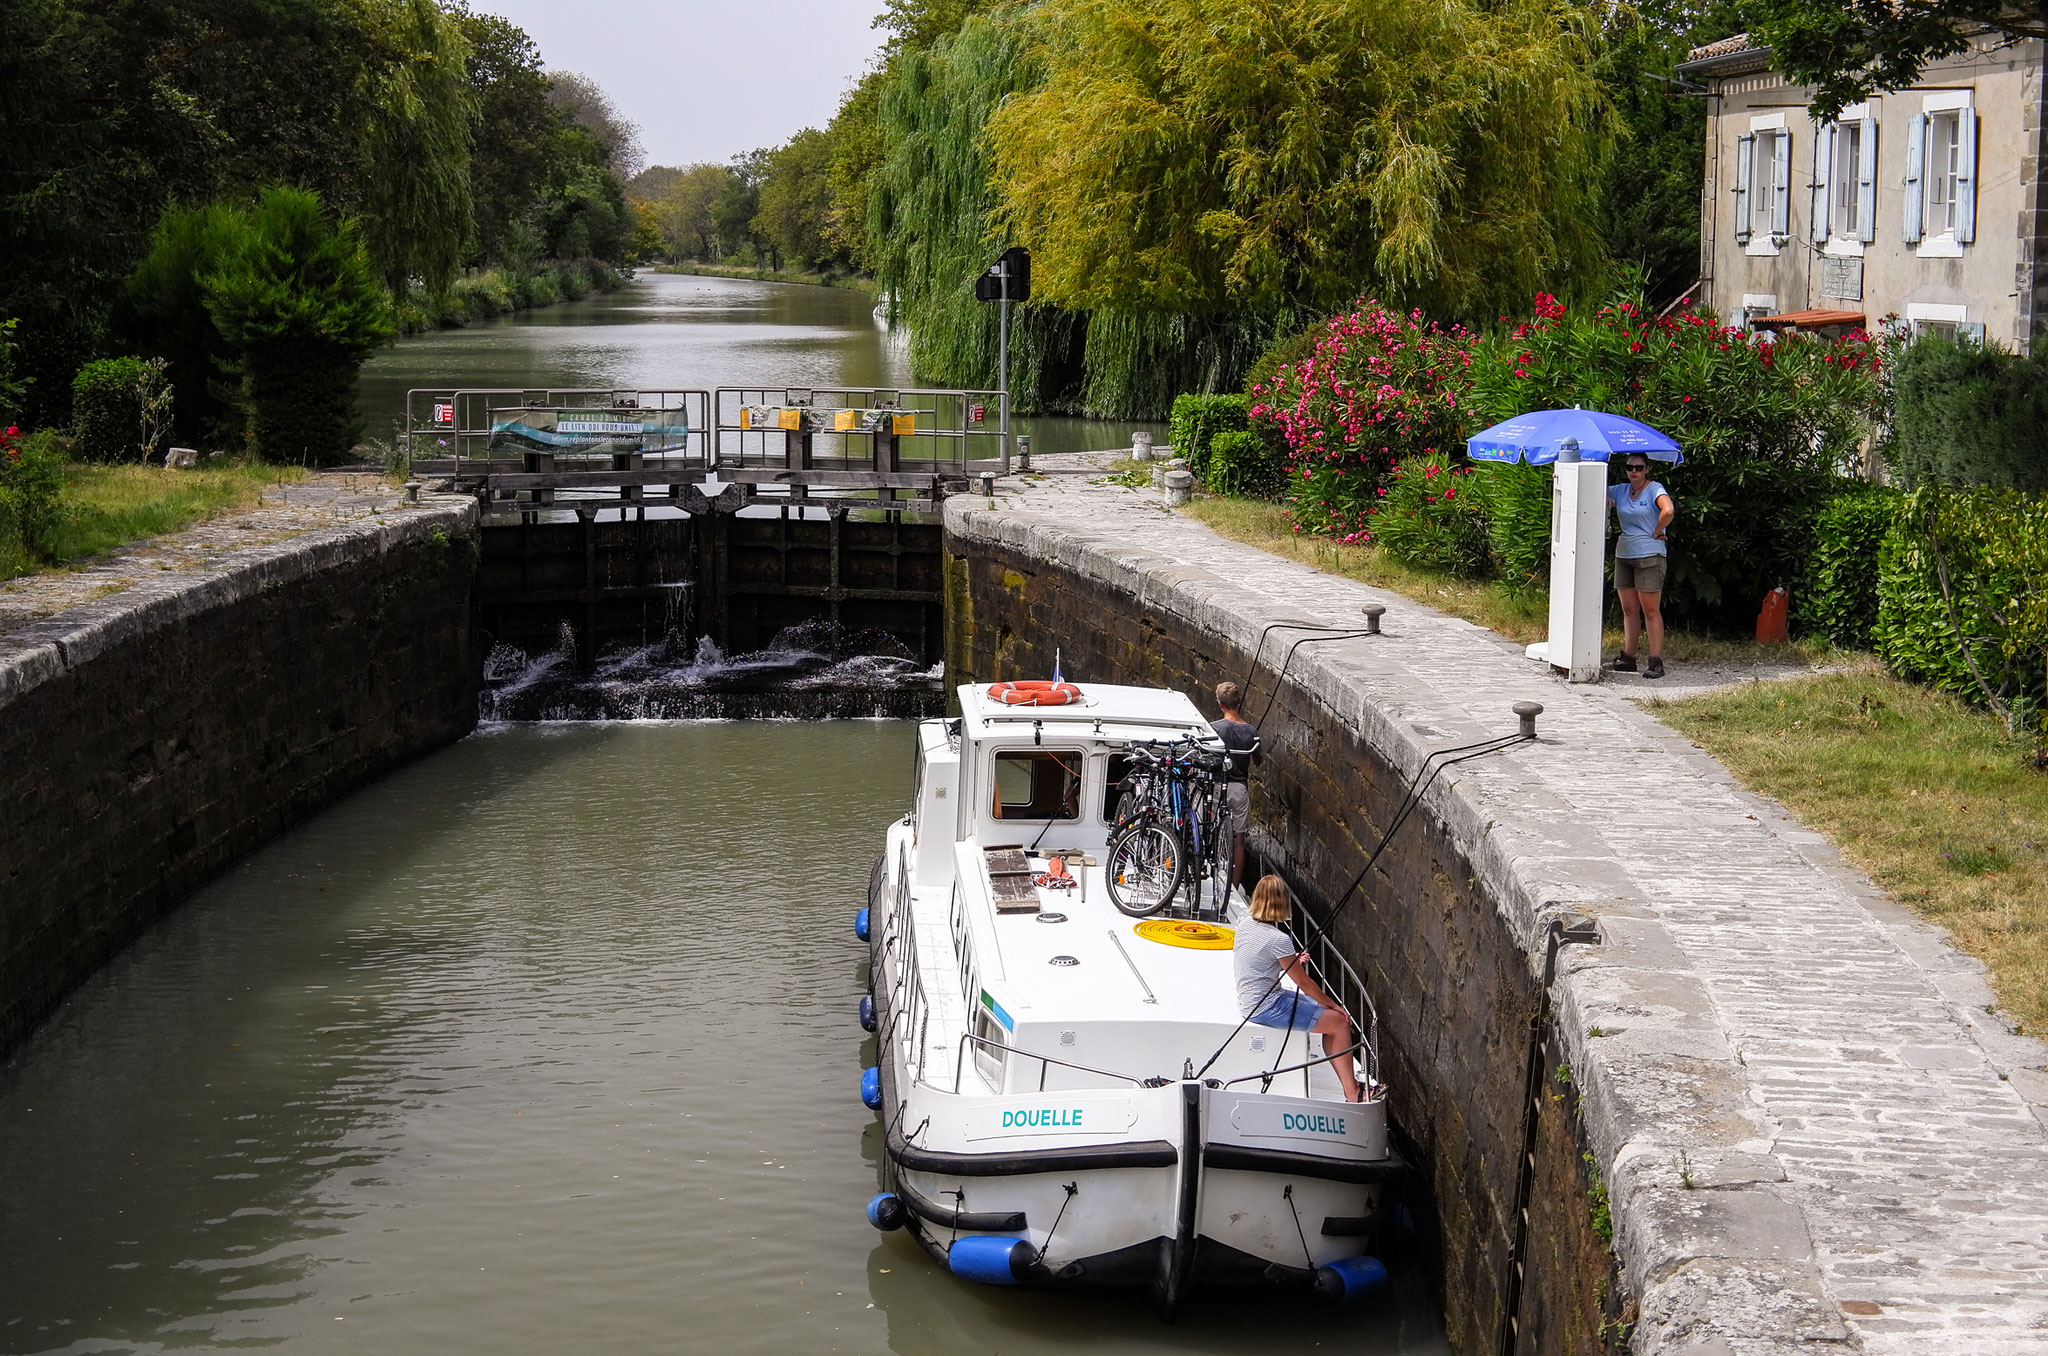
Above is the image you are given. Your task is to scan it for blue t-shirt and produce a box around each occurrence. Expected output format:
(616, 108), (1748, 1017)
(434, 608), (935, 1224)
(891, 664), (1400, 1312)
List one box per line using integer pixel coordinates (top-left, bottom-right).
(1608, 481), (1670, 558)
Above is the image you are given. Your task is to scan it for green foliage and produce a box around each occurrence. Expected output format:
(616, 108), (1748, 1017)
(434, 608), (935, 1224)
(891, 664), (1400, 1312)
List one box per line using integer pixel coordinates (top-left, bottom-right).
(0, 318), (29, 424)
(1875, 487), (2048, 736)
(72, 357), (154, 462)
(1467, 462), (1552, 590)
(202, 187), (394, 463)
(1803, 487), (1905, 648)
(1168, 394), (1251, 483)
(1205, 429), (1286, 499)
(0, 426), (65, 559)
(1886, 331), (2048, 492)
(1463, 285), (1886, 629)
(118, 201), (245, 449)
(755, 128), (848, 272)
(1243, 327), (1318, 402)
(1595, 7), (1727, 308)
(359, 0), (474, 299)
(1369, 454), (1491, 576)
(988, 0), (1608, 322)
(1751, 0), (2013, 120)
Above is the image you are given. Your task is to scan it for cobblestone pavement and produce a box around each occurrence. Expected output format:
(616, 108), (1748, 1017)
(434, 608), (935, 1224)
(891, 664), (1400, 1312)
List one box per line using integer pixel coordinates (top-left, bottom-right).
(0, 472), (408, 637)
(976, 452), (2048, 1353)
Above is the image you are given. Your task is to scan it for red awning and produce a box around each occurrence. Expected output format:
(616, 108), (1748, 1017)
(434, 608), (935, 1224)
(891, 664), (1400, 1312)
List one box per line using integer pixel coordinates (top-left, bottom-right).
(1752, 309), (1867, 331)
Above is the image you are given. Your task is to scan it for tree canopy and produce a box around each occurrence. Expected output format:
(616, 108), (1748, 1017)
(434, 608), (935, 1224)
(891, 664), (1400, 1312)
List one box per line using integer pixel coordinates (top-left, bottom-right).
(1749, 0), (2044, 119)
(987, 0), (1608, 323)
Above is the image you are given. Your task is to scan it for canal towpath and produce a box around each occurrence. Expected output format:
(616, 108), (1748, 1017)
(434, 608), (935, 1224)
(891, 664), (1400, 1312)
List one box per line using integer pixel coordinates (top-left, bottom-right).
(959, 449), (2048, 1354)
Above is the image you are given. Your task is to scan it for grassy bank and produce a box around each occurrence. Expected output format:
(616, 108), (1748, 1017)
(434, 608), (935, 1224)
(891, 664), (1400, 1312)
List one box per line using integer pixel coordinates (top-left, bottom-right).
(395, 259), (626, 334)
(1657, 668), (2048, 1030)
(1, 463), (308, 582)
(1181, 495), (1827, 666)
(653, 262), (877, 293)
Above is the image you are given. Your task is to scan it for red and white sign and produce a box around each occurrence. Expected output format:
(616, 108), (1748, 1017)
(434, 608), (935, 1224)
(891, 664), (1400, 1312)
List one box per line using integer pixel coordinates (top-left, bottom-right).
(432, 402), (455, 425)
(970, 403), (986, 423)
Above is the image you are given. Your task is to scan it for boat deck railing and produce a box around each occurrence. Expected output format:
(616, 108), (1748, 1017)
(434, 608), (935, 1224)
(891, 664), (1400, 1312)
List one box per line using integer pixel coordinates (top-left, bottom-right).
(953, 1031), (1151, 1094)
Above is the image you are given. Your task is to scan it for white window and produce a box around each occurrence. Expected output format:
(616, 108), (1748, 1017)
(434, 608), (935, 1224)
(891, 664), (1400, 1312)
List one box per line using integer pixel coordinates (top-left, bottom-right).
(1904, 92), (1976, 250)
(1927, 111), (1962, 233)
(1733, 115), (1792, 250)
(1835, 115), (1877, 242)
(1906, 301), (1972, 341)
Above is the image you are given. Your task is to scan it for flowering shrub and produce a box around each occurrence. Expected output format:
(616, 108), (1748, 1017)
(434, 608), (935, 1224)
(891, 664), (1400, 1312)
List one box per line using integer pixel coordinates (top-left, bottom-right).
(1368, 454), (1490, 576)
(0, 425), (65, 561)
(1465, 289), (1887, 628)
(1251, 301), (1476, 541)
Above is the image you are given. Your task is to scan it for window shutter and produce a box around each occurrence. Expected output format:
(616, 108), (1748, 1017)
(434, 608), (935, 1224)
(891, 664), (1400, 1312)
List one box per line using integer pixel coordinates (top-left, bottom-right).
(1734, 131), (1753, 243)
(1957, 109), (1978, 243)
(1812, 124), (1835, 242)
(1903, 112), (1926, 243)
(1856, 117), (1879, 242)
(1771, 131), (1792, 237)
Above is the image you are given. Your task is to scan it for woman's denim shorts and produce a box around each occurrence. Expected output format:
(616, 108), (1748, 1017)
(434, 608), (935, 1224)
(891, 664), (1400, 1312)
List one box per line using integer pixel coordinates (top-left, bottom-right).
(1249, 990), (1324, 1030)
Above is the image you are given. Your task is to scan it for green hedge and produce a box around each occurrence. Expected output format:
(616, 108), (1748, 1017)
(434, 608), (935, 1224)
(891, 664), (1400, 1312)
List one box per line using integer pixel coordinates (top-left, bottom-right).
(1205, 428), (1286, 498)
(1874, 487), (2047, 723)
(1168, 393), (1249, 484)
(71, 356), (150, 461)
(1801, 487), (1905, 648)
(1887, 332), (2048, 491)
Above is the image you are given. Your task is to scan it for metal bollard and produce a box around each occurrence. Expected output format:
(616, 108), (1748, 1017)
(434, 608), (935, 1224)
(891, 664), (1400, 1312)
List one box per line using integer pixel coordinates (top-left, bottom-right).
(403, 480), (422, 505)
(1362, 603), (1385, 634)
(1513, 701), (1544, 739)
(978, 471), (996, 504)
(1018, 435), (1031, 472)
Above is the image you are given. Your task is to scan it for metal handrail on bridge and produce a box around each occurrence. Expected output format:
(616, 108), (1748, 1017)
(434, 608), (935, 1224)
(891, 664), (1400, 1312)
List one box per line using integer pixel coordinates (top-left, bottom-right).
(714, 385), (1006, 476)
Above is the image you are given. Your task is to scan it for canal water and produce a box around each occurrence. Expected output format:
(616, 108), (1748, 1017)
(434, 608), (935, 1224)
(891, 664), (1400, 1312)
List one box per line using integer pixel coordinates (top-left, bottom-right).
(354, 269), (1157, 454)
(2, 278), (1444, 1353)
(0, 725), (1446, 1354)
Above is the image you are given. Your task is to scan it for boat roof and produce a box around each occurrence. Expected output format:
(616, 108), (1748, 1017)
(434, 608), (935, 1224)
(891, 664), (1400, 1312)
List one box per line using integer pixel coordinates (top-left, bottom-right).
(957, 682), (1215, 741)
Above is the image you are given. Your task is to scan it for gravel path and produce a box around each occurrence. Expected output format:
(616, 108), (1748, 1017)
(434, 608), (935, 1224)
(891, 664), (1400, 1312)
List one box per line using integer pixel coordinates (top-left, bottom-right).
(0, 472), (409, 637)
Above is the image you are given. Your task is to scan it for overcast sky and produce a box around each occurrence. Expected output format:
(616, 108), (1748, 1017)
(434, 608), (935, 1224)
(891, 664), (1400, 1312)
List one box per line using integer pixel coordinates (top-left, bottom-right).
(487, 0), (888, 169)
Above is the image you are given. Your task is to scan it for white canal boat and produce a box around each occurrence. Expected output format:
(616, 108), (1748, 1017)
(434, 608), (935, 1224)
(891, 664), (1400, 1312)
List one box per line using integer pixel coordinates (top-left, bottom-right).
(857, 681), (1403, 1316)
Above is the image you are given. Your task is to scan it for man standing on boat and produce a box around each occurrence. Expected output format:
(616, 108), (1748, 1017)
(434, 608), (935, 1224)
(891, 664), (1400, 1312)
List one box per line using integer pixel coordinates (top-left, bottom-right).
(1211, 682), (1259, 889)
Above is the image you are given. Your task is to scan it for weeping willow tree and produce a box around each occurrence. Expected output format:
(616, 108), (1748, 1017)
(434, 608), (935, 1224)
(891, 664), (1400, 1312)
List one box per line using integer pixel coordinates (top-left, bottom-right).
(988, 0), (1609, 325)
(357, 0), (474, 301)
(868, 16), (1073, 411)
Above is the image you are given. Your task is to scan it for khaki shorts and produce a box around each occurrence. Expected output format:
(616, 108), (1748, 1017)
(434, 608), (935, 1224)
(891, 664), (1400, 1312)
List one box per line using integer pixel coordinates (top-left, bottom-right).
(1223, 781), (1249, 835)
(1614, 553), (1666, 594)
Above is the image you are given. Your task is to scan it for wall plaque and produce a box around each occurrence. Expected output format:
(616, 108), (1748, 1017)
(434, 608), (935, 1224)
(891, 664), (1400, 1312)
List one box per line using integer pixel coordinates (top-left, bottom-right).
(1822, 255), (1864, 301)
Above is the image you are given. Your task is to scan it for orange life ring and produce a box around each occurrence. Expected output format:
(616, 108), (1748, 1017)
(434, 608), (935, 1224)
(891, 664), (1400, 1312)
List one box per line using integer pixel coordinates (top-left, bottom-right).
(987, 680), (1083, 706)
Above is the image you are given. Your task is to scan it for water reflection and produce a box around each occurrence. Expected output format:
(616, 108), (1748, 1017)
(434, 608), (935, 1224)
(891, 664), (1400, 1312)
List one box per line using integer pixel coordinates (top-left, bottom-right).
(356, 272), (1160, 455)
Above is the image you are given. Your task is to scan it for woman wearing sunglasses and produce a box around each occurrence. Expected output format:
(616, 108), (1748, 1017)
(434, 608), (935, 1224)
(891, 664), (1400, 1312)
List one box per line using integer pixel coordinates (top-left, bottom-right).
(1607, 457), (1674, 678)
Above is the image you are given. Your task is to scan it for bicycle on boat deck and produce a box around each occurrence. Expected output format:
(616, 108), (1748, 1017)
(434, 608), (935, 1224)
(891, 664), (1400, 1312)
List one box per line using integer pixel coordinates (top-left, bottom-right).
(1104, 738), (1231, 918)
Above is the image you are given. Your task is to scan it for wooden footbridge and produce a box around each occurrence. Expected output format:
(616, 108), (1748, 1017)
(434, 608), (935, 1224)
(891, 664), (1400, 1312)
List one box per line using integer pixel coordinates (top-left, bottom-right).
(402, 386), (1009, 665)
(406, 386), (1015, 519)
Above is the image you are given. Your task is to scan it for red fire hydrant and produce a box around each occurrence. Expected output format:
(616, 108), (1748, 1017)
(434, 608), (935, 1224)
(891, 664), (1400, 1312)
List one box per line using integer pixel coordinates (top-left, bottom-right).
(1756, 587), (1790, 644)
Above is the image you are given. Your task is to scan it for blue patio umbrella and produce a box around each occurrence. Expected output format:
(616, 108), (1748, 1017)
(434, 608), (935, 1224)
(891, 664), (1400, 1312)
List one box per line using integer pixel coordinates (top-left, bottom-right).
(1465, 407), (1682, 465)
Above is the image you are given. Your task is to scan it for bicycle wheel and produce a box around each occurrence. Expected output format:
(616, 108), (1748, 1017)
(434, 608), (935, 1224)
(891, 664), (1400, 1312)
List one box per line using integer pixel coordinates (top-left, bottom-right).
(1106, 822), (1183, 917)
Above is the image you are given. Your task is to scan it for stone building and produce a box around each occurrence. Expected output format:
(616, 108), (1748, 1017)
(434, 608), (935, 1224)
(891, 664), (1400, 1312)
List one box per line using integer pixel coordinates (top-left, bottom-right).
(1676, 32), (2048, 350)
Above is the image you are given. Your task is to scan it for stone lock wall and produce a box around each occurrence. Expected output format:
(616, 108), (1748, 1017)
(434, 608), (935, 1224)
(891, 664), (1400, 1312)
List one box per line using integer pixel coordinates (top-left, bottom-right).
(0, 504), (481, 1058)
(945, 541), (1625, 1355)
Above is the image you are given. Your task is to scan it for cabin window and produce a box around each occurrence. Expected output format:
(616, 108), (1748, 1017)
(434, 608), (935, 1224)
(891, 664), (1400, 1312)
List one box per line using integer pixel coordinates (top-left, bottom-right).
(1102, 753), (1134, 822)
(972, 1007), (1007, 1088)
(990, 749), (1084, 820)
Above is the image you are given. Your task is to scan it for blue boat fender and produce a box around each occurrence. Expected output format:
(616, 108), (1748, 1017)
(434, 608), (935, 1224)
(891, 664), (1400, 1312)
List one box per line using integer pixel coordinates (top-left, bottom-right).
(860, 1066), (882, 1110)
(1313, 1255), (1389, 1305)
(855, 907), (869, 942)
(947, 1235), (1040, 1285)
(858, 994), (876, 1032)
(866, 1192), (906, 1231)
